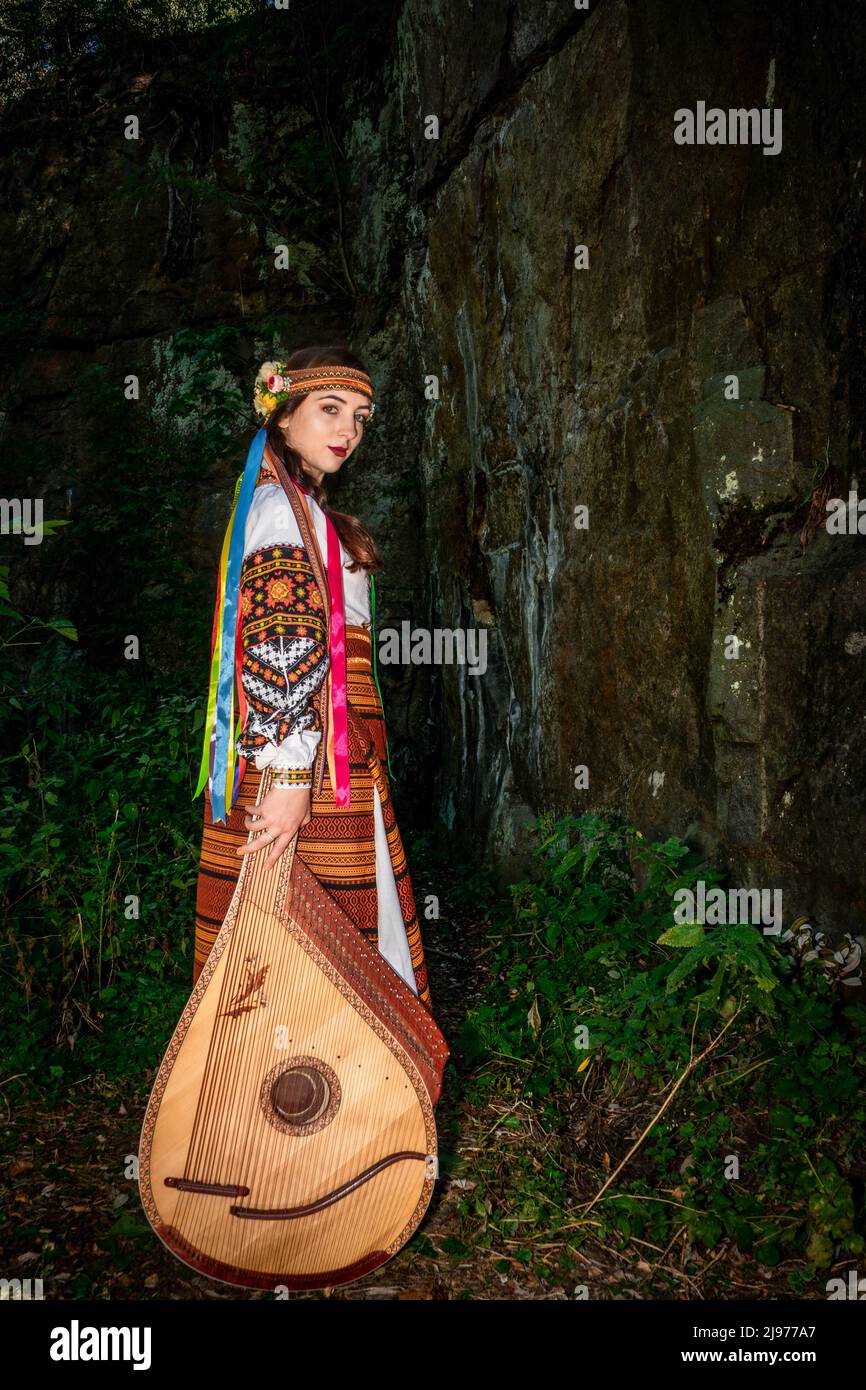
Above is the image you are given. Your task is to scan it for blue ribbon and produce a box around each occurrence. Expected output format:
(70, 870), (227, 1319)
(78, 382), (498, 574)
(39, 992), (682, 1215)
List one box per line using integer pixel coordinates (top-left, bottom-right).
(210, 426), (267, 823)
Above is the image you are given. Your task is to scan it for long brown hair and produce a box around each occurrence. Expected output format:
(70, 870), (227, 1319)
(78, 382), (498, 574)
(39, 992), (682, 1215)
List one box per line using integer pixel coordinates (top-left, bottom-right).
(264, 345), (383, 574)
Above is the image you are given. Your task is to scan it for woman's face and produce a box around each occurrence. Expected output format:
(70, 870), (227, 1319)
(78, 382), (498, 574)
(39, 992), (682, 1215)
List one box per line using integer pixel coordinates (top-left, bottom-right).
(279, 389), (372, 485)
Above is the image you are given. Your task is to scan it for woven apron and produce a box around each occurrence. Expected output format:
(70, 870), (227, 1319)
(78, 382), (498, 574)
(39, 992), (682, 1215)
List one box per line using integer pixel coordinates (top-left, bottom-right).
(193, 625), (431, 1010)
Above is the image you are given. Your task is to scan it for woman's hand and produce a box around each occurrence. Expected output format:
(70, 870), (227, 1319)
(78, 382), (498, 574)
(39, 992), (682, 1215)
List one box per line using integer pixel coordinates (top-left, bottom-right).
(236, 785), (312, 868)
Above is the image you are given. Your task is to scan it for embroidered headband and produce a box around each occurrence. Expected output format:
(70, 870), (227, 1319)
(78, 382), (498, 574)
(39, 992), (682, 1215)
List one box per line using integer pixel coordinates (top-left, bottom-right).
(253, 361), (376, 421)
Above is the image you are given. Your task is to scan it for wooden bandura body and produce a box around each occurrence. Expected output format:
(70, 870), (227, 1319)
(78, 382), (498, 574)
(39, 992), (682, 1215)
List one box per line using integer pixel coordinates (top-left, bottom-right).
(139, 769), (449, 1291)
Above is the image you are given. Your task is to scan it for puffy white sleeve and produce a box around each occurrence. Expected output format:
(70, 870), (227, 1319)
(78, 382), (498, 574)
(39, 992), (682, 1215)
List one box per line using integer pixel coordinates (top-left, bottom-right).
(235, 484), (330, 787)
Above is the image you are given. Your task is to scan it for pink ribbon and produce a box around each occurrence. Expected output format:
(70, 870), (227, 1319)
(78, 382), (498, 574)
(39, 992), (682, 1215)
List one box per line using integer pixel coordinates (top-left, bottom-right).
(297, 481), (350, 806)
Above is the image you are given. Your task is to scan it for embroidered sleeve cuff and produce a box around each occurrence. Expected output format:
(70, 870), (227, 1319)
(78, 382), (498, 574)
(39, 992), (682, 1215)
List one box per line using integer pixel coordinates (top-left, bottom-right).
(269, 767), (314, 791)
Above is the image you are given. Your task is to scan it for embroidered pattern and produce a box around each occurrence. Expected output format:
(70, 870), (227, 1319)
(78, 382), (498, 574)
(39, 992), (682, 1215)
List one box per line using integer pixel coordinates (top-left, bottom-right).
(271, 767), (316, 787)
(236, 543), (330, 769)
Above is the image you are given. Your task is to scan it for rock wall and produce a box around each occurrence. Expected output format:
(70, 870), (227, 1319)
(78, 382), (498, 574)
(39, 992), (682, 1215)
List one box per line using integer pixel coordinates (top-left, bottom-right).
(362, 0), (866, 931)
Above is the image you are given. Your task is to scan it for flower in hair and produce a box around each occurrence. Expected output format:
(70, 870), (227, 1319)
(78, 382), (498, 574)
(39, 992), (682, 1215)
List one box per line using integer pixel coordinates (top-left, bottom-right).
(253, 359), (290, 417)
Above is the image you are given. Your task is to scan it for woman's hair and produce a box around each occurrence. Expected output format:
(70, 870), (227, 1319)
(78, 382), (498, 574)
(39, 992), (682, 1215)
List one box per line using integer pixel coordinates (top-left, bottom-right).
(264, 344), (383, 574)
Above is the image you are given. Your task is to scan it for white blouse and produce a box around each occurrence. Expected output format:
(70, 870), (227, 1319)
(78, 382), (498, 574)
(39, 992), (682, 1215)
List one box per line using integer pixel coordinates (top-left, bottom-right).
(243, 483), (372, 628)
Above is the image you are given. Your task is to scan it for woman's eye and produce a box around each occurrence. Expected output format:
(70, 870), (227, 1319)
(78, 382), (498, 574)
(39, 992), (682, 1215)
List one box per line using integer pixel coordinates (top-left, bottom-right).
(323, 405), (367, 424)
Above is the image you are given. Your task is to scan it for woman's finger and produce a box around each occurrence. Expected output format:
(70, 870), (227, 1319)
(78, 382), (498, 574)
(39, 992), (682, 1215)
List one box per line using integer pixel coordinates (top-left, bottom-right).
(236, 828), (277, 857)
(236, 823), (302, 858)
(264, 832), (294, 869)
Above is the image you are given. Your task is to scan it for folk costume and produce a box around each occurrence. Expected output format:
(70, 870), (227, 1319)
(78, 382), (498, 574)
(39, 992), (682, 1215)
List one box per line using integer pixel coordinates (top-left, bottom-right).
(192, 365), (431, 1010)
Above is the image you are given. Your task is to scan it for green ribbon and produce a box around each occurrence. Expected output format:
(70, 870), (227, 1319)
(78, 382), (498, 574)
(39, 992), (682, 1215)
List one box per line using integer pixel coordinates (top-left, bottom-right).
(369, 573), (395, 782)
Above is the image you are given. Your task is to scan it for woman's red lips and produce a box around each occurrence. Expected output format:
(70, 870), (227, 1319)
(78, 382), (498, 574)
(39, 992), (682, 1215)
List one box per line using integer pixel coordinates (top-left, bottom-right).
(329, 446), (347, 457)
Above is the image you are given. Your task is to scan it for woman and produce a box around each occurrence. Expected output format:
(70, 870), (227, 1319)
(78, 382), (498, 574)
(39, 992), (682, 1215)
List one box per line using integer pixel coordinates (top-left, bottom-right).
(192, 345), (432, 1011)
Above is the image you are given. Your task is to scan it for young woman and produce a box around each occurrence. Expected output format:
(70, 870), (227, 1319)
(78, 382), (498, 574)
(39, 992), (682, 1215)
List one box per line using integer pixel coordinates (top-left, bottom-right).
(191, 345), (431, 1011)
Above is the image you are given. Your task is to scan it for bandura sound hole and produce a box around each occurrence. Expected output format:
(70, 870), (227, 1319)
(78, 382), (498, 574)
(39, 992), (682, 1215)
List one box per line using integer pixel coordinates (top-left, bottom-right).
(271, 1065), (330, 1125)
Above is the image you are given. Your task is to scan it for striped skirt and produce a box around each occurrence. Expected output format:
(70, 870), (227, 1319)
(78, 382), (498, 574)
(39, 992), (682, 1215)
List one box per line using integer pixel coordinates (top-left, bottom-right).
(193, 626), (431, 1010)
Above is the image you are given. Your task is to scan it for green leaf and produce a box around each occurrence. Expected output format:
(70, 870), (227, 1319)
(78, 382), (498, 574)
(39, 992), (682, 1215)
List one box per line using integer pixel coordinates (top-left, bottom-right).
(658, 922), (705, 948)
(42, 617), (78, 641)
(770, 1105), (798, 1134)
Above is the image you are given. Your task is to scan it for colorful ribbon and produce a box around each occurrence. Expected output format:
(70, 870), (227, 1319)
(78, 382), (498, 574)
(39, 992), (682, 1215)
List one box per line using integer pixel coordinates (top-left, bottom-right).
(193, 427), (266, 823)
